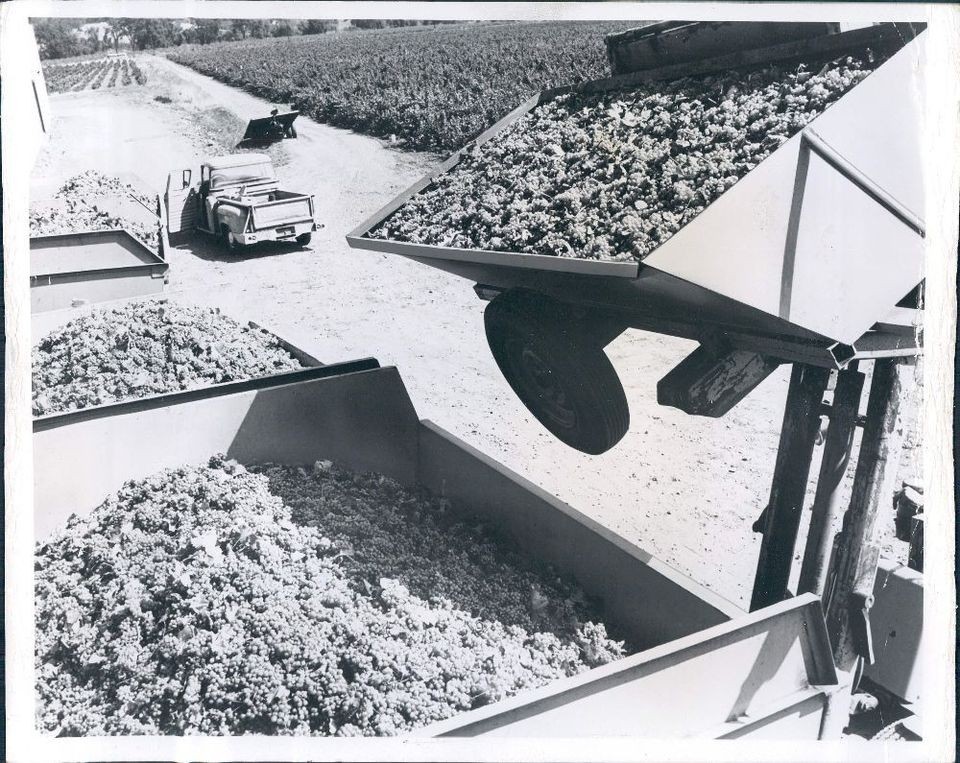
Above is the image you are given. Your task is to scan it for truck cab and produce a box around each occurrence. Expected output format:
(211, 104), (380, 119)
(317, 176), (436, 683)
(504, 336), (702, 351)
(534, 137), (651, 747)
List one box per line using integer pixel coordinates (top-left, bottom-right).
(166, 154), (317, 251)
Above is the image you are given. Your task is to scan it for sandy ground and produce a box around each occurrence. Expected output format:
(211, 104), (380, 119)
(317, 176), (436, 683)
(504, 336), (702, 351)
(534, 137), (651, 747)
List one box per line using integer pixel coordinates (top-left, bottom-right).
(29, 54), (920, 609)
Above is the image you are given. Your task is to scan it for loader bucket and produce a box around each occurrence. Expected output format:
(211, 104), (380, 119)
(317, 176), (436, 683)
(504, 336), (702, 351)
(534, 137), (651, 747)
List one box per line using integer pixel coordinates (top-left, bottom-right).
(237, 110), (300, 147)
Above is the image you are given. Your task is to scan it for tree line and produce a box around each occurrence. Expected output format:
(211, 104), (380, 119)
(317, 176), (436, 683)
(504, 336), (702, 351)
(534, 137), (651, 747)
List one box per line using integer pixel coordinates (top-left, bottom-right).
(33, 18), (459, 60)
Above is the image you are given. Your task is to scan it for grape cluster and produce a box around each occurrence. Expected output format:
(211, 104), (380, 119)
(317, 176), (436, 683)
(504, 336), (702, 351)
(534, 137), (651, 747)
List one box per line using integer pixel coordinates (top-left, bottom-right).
(370, 52), (886, 261)
(36, 457), (625, 736)
(30, 171), (158, 251)
(32, 301), (305, 416)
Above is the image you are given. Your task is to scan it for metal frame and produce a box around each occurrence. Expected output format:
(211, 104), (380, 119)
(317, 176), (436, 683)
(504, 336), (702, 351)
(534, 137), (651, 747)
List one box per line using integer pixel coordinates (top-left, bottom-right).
(800, 128), (924, 238)
(417, 593), (835, 737)
(770, 123), (926, 348)
(30, 230), (169, 314)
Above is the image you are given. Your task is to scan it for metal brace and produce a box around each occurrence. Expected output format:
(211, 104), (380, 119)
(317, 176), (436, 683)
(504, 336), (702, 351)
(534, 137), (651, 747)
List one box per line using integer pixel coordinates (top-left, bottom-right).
(848, 592), (876, 665)
(848, 542), (881, 665)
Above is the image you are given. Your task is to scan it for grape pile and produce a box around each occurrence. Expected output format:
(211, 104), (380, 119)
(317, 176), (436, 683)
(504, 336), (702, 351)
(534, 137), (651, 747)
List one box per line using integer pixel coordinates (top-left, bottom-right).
(53, 171), (154, 208)
(255, 461), (624, 643)
(36, 457), (625, 736)
(32, 302), (305, 416)
(370, 53), (886, 262)
(30, 171), (159, 252)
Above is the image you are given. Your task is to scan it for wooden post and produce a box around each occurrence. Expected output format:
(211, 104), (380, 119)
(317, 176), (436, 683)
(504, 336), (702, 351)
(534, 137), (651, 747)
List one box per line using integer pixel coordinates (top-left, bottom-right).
(750, 363), (831, 611)
(819, 358), (912, 739)
(797, 365), (866, 596)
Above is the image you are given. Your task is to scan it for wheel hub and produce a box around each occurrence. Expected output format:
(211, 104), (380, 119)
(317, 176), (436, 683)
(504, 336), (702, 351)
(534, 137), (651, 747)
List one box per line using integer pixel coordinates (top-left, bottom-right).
(515, 345), (577, 430)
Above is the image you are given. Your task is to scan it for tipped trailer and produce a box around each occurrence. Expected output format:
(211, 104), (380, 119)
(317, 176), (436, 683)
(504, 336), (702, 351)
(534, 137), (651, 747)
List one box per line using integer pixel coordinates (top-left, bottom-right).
(347, 22), (924, 456)
(346, 21), (927, 738)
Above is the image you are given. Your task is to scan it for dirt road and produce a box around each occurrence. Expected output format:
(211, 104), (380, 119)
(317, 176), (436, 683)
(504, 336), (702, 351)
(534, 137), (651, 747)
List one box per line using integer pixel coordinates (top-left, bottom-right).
(30, 54), (919, 608)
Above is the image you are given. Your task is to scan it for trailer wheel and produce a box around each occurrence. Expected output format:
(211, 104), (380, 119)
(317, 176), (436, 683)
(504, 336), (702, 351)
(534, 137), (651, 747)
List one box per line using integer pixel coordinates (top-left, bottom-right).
(296, 233), (312, 246)
(484, 291), (629, 455)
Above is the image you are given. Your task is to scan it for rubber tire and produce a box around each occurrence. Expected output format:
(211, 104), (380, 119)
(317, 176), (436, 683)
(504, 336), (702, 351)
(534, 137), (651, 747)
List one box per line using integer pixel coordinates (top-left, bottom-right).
(296, 232), (312, 246)
(484, 291), (629, 455)
(221, 228), (239, 253)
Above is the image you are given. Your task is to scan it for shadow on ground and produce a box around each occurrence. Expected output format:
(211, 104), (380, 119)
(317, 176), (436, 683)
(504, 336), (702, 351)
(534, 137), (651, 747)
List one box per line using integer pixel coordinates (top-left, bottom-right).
(169, 232), (310, 263)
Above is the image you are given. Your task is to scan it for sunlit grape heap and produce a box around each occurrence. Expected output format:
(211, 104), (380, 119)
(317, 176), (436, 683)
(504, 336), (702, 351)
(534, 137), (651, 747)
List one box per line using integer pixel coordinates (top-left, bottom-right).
(370, 52), (886, 261)
(32, 302), (305, 416)
(256, 461), (623, 642)
(36, 457), (624, 736)
(30, 171), (159, 251)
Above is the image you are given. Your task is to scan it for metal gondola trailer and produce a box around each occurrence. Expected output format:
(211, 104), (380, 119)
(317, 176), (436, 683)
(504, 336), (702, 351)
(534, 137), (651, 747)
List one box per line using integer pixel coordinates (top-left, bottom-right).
(347, 21), (927, 737)
(35, 358), (839, 740)
(347, 22), (923, 455)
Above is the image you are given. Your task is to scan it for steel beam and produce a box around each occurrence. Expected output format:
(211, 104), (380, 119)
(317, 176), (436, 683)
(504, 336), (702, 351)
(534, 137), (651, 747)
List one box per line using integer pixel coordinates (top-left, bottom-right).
(798, 365), (866, 596)
(750, 363), (831, 611)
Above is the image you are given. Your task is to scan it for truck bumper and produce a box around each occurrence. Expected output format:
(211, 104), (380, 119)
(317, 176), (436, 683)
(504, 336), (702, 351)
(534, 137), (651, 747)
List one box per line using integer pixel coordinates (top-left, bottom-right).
(237, 221), (315, 245)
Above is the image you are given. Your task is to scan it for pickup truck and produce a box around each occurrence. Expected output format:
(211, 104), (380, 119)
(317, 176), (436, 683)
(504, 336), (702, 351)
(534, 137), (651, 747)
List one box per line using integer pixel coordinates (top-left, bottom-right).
(165, 154), (317, 251)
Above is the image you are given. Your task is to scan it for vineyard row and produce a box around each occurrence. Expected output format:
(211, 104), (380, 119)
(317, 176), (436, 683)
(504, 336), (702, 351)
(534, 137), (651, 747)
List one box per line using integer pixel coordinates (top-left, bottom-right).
(43, 57), (147, 94)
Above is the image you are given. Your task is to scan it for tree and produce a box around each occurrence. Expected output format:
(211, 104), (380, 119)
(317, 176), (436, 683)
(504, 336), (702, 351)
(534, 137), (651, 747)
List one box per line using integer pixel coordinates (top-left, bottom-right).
(33, 18), (84, 59)
(271, 19), (299, 37)
(230, 19), (252, 40)
(85, 26), (103, 53)
(249, 20), (270, 38)
(303, 19), (336, 35)
(191, 19), (223, 45)
(128, 19), (180, 50)
(103, 19), (135, 53)
(350, 20), (387, 30)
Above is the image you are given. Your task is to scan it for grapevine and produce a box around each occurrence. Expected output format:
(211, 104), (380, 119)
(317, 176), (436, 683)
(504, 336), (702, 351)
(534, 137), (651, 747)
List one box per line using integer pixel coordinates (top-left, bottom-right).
(167, 22), (635, 152)
(43, 57), (147, 94)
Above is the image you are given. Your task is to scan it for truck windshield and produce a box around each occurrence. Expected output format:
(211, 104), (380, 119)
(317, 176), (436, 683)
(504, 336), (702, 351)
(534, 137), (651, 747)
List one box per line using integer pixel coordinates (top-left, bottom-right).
(210, 162), (275, 189)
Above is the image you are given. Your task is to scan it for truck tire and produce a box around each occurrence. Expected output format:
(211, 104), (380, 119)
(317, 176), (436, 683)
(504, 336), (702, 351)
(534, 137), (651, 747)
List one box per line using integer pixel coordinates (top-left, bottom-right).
(484, 290), (629, 455)
(221, 227), (239, 253)
(296, 233), (312, 246)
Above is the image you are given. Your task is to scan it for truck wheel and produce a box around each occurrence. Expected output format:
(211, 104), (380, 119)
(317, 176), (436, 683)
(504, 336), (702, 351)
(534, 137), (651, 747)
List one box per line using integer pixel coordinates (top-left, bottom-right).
(484, 290), (629, 455)
(221, 228), (239, 253)
(296, 233), (312, 246)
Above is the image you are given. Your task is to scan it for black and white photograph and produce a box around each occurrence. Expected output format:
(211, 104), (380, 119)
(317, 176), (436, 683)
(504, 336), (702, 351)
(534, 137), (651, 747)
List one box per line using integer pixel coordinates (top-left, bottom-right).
(2, 2), (958, 760)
